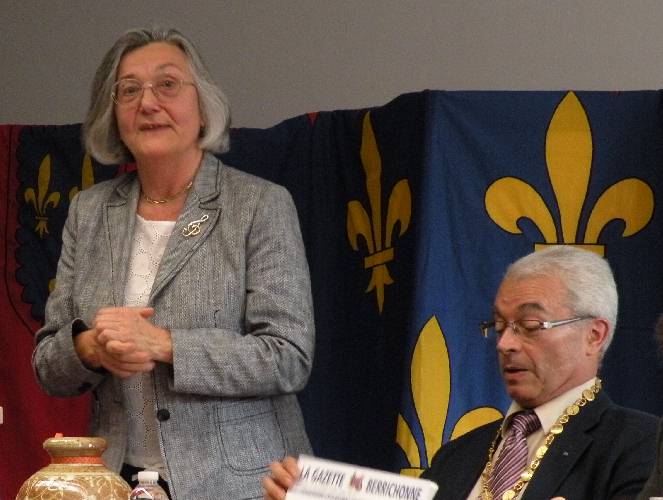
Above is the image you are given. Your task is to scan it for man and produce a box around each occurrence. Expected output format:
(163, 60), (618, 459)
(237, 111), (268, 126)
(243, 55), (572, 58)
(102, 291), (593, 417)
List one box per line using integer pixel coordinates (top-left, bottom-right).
(636, 315), (663, 500)
(263, 246), (659, 500)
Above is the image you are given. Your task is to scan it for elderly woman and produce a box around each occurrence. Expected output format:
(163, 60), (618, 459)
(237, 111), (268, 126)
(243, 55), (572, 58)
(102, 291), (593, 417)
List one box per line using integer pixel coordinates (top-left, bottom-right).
(32, 27), (314, 499)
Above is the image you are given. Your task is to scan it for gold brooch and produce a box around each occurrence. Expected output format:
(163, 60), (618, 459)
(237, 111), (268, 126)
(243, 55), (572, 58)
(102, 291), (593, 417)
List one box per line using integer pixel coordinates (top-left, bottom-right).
(182, 214), (209, 237)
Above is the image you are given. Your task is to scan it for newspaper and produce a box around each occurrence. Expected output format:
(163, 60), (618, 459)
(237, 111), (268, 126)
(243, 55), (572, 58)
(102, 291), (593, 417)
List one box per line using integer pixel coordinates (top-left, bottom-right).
(285, 455), (438, 500)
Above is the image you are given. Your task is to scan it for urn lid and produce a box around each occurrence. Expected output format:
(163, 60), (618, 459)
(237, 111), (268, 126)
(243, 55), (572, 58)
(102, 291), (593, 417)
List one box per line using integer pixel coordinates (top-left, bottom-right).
(43, 433), (107, 458)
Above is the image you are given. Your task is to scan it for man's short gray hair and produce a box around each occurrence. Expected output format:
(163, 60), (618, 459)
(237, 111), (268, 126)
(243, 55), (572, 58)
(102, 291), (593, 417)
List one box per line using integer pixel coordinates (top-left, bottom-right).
(83, 27), (231, 164)
(503, 245), (618, 355)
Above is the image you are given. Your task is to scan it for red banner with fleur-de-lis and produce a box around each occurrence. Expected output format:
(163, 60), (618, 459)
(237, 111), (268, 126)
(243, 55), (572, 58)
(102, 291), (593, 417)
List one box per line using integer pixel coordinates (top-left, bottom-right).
(0, 124), (132, 498)
(3, 90), (663, 498)
(0, 125), (91, 498)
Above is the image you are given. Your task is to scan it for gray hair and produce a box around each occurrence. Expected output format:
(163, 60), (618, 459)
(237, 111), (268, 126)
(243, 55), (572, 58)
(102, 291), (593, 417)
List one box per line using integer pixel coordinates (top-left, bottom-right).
(83, 27), (231, 164)
(503, 245), (618, 355)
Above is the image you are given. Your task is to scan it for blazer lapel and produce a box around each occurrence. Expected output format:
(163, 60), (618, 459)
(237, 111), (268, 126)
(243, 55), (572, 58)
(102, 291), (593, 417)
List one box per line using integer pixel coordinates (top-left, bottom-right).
(522, 391), (609, 499)
(104, 173), (140, 307)
(149, 153), (222, 301)
(428, 420), (502, 500)
(458, 424), (502, 498)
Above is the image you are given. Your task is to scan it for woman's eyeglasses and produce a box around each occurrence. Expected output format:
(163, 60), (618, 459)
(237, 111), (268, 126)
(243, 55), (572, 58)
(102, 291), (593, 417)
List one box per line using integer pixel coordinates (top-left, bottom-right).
(111, 76), (195, 105)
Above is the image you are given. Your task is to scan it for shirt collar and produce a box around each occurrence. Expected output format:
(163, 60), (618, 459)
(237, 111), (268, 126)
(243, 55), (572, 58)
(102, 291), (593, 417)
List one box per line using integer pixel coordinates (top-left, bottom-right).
(500, 377), (597, 437)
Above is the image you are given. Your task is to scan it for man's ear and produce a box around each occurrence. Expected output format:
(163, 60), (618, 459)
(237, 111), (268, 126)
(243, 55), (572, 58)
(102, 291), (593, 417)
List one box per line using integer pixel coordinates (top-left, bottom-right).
(586, 318), (610, 355)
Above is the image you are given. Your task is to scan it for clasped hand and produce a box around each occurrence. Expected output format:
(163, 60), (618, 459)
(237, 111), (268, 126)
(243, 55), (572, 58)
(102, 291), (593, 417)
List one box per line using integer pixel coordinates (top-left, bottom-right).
(75, 306), (172, 378)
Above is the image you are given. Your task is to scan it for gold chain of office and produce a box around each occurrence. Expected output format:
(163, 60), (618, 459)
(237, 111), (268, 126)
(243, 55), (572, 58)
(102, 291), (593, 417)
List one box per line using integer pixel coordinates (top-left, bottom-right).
(480, 378), (602, 500)
(141, 180), (194, 205)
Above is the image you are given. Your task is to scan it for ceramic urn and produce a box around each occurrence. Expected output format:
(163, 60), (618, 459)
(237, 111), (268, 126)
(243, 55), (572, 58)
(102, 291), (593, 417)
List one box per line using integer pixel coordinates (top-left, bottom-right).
(16, 434), (131, 499)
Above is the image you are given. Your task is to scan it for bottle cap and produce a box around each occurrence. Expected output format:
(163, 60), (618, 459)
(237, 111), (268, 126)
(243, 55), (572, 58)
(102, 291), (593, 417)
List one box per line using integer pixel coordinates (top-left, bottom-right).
(137, 470), (159, 483)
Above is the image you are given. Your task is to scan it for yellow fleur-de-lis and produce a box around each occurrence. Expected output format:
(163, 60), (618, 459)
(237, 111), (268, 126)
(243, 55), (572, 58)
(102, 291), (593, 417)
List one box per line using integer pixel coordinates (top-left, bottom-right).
(24, 155), (61, 238)
(485, 92), (654, 255)
(347, 112), (412, 313)
(69, 153), (96, 200)
(397, 316), (502, 477)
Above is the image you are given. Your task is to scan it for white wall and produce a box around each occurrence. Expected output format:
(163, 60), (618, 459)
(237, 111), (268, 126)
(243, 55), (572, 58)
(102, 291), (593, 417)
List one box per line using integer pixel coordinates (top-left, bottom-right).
(2, 0), (662, 128)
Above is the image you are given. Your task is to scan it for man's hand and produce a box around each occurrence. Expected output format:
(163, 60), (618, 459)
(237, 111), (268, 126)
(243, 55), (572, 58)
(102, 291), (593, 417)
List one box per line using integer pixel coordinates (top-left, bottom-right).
(262, 456), (300, 500)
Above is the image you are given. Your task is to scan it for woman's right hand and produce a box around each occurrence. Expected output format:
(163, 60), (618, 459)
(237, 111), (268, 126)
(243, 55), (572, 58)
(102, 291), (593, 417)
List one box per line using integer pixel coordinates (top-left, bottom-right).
(73, 329), (103, 369)
(74, 325), (155, 378)
(262, 456), (300, 500)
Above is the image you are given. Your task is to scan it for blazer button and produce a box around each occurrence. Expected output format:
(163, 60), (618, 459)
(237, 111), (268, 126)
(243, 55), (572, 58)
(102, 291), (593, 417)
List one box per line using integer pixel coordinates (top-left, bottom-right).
(156, 409), (170, 421)
(77, 382), (92, 394)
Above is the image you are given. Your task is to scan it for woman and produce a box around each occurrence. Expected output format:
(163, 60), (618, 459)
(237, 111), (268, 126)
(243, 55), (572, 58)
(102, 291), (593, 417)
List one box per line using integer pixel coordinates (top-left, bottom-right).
(32, 27), (314, 500)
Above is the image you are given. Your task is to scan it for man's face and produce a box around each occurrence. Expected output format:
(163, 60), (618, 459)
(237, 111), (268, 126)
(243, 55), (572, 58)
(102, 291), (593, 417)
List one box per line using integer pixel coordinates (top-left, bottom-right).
(494, 274), (603, 408)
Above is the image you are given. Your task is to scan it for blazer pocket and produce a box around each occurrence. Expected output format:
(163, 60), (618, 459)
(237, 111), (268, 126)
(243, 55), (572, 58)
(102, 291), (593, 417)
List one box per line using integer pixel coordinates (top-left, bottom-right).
(216, 398), (286, 473)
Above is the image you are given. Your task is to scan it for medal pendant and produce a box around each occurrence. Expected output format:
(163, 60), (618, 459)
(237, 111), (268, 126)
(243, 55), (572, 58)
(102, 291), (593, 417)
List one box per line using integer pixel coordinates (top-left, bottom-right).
(550, 423), (564, 434)
(502, 490), (516, 500)
(481, 491), (493, 500)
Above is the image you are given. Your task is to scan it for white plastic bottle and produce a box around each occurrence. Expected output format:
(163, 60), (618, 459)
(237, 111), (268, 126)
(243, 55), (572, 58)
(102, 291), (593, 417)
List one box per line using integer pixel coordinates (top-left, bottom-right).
(129, 470), (170, 500)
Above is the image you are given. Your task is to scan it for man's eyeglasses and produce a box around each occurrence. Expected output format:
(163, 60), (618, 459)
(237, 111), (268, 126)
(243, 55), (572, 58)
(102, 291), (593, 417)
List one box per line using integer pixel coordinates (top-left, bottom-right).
(111, 76), (196, 105)
(479, 316), (593, 340)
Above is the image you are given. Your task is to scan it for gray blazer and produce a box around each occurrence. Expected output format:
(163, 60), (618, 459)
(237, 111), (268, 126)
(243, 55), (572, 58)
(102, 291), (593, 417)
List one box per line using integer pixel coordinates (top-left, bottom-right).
(32, 153), (315, 499)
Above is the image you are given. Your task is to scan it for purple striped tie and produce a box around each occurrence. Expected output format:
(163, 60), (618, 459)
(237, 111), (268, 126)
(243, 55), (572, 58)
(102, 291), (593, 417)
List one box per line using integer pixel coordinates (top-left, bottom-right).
(489, 410), (541, 499)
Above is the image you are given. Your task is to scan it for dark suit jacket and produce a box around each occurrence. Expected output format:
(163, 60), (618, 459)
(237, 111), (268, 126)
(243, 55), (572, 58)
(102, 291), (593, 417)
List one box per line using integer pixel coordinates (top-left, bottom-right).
(422, 392), (658, 500)
(637, 418), (663, 500)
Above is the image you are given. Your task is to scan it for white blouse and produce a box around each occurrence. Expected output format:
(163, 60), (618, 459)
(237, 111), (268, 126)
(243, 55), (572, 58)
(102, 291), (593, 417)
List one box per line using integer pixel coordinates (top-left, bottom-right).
(122, 214), (175, 480)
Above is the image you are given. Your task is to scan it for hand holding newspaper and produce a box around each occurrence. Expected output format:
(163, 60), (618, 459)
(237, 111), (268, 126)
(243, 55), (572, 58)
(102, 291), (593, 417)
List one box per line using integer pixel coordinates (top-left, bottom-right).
(285, 455), (439, 500)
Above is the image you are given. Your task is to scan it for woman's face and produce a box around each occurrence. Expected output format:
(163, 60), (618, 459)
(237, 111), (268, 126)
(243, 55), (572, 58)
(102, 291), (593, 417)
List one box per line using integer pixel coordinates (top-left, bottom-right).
(114, 42), (202, 164)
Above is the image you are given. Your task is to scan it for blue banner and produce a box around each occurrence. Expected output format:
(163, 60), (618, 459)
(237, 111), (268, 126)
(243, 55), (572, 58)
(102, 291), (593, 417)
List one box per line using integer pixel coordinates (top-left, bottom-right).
(3, 91), (663, 497)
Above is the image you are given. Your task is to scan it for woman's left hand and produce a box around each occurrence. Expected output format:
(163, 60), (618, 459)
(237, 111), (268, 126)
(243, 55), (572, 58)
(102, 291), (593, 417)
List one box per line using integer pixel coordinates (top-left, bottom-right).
(94, 306), (173, 375)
